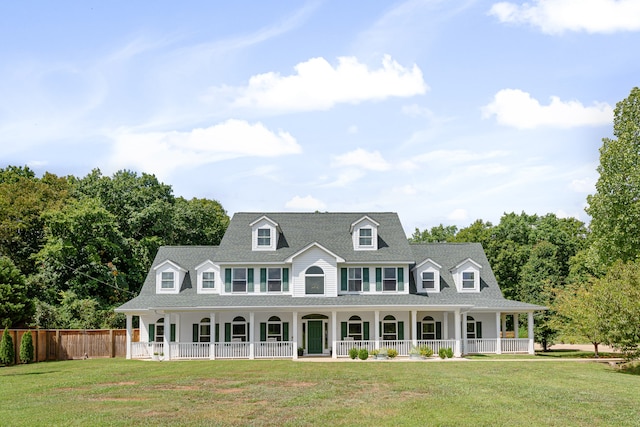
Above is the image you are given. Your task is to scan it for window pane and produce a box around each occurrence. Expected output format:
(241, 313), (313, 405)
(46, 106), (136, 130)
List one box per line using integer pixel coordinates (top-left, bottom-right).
(305, 276), (324, 294)
(257, 228), (270, 246)
(359, 228), (372, 246)
(383, 267), (397, 291)
(233, 268), (246, 292)
(383, 323), (396, 334)
(161, 271), (174, 288)
(268, 323), (281, 336)
(462, 271), (475, 289)
(422, 271), (435, 289)
(348, 267), (362, 292)
(202, 272), (215, 288)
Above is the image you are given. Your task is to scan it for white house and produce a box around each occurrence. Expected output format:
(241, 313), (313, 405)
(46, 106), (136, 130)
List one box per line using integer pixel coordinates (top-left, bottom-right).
(115, 212), (544, 360)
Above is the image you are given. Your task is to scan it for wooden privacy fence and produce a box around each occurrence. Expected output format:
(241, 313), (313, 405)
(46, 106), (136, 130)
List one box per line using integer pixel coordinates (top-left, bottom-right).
(4, 329), (139, 364)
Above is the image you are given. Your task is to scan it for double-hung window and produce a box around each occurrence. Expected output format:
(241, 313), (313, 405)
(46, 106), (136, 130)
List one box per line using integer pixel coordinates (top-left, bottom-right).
(199, 318), (211, 342)
(383, 268), (397, 291)
(267, 316), (282, 341)
(422, 271), (435, 290)
(348, 268), (362, 292)
(268, 268), (282, 292)
(382, 315), (397, 340)
(359, 228), (372, 246)
(257, 228), (271, 247)
(462, 272), (475, 289)
(232, 268), (247, 293)
(348, 315), (363, 340)
(161, 271), (174, 289)
(202, 272), (215, 289)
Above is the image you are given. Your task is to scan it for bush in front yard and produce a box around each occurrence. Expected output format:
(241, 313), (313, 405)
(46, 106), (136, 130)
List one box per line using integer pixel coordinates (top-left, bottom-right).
(419, 345), (434, 357)
(0, 328), (14, 366)
(387, 348), (398, 358)
(358, 348), (369, 360)
(439, 347), (454, 359)
(349, 347), (359, 359)
(19, 331), (34, 364)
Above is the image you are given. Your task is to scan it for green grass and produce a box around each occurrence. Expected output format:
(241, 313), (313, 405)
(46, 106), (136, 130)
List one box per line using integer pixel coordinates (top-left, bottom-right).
(1, 358), (639, 426)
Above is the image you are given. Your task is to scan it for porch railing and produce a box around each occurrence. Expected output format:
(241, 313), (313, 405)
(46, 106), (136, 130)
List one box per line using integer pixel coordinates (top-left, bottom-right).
(255, 341), (294, 358)
(214, 342), (250, 359)
(500, 338), (530, 353)
(464, 339), (497, 354)
(171, 342), (210, 359)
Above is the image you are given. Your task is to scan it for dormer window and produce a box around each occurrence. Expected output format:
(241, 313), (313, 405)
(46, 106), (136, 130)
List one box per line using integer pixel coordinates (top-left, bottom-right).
(202, 272), (215, 289)
(251, 216), (279, 251)
(257, 228), (271, 247)
(422, 271), (435, 290)
(351, 216), (379, 251)
(451, 258), (482, 292)
(462, 272), (475, 289)
(154, 260), (186, 294)
(161, 272), (175, 289)
(359, 228), (372, 247)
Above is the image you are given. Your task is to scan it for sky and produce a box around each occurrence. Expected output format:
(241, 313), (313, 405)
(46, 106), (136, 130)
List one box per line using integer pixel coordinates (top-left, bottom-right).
(1, 0), (639, 235)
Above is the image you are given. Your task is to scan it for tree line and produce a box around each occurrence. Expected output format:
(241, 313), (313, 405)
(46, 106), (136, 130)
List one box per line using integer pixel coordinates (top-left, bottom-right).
(411, 87), (640, 358)
(0, 168), (229, 329)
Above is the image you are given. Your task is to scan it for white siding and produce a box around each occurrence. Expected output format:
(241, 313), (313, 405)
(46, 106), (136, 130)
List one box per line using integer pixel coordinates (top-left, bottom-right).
(291, 246), (338, 297)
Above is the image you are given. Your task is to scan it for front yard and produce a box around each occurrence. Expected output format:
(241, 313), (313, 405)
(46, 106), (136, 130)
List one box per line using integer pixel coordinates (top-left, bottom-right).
(1, 357), (638, 426)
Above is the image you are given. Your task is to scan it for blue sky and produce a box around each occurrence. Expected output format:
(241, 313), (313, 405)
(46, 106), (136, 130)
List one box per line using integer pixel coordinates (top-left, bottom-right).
(1, 0), (639, 234)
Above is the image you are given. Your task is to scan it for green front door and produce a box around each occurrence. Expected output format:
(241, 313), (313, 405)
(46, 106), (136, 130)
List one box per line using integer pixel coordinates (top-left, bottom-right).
(307, 320), (323, 354)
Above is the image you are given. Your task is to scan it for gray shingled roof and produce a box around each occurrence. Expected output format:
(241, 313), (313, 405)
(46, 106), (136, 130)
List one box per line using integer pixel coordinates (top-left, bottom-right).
(116, 231), (544, 312)
(215, 212), (415, 263)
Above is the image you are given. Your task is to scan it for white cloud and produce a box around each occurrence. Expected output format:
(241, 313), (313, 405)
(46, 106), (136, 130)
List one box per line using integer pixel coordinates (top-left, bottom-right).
(230, 55), (428, 112)
(285, 195), (326, 211)
(482, 89), (613, 129)
(569, 177), (596, 193)
(331, 148), (391, 171)
(109, 119), (301, 176)
(322, 169), (366, 188)
(489, 0), (640, 34)
(448, 208), (469, 221)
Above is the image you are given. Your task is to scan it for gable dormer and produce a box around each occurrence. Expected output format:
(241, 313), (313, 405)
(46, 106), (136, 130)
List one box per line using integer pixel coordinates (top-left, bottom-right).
(154, 260), (187, 294)
(415, 258), (442, 293)
(350, 215), (380, 251)
(450, 258), (482, 293)
(250, 216), (280, 251)
(195, 260), (219, 294)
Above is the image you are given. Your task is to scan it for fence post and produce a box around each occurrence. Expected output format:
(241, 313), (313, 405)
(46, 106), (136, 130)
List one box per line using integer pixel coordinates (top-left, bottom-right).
(110, 329), (115, 358)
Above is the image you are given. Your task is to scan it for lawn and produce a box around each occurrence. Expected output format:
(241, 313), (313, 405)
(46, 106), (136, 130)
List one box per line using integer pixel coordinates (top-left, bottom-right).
(1, 358), (638, 426)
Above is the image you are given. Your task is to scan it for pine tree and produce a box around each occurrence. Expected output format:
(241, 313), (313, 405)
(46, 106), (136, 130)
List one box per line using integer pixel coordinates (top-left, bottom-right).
(0, 328), (15, 366)
(19, 331), (34, 364)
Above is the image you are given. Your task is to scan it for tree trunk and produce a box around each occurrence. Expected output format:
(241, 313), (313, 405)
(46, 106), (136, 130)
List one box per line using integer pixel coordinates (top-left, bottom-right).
(593, 342), (599, 358)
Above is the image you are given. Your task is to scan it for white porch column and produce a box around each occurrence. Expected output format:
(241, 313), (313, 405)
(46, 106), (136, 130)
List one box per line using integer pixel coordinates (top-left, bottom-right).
(374, 310), (380, 350)
(495, 312), (502, 354)
(443, 312), (449, 339)
(175, 313), (181, 343)
(527, 312), (535, 354)
(411, 310), (418, 346)
(514, 313), (519, 340)
(125, 314), (132, 359)
(210, 312), (216, 360)
(462, 312), (468, 356)
(164, 313), (171, 360)
(292, 311), (298, 360)
(454, 309), (461, 357)
(331, 311), (337, 359)
(249, 312), (255, 359)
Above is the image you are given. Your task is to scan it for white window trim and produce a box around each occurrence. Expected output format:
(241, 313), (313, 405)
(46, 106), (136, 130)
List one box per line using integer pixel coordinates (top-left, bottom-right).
(232, 268), (248, 293)
(415, 259), (441, 293)
(305, 266), (325, 296)
(382, 267), (397, 292)
(422, 271), (437, 291)
(348, 267), (363, 293)
(351, 216), (380, 251)
(250, 216), (279, 251)
(154, 260), (185, 294)
(267, 267), (283, 293)
(451, 258), (482, 293)
(196, 261), (219, 294)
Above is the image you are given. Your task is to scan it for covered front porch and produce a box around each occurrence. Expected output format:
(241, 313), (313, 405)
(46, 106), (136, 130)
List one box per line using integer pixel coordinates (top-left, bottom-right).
(123, 308), (537, 360)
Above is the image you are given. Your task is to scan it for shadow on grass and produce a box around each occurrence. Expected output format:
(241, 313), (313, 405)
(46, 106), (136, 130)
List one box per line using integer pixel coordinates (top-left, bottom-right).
(1, 370), (59, 376)
(535, 350), (621, 359)
(616, 362), (640, 376)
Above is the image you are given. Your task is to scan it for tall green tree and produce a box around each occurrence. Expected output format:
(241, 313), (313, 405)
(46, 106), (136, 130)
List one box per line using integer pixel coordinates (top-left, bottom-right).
(586, 87), (640, 266)
(595, 260), (640, 359)
(170, 197), (229, 246)
(34, 198), (128, 306)
(0, 328), (14, 366)
(518, 241), (561, 350)
(0, 256), (32, 328)
(0, 167), (71, 275)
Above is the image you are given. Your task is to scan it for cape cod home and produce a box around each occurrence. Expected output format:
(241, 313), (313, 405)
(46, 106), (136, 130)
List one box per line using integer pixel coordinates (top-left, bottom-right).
(115, 212), (544, 360)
